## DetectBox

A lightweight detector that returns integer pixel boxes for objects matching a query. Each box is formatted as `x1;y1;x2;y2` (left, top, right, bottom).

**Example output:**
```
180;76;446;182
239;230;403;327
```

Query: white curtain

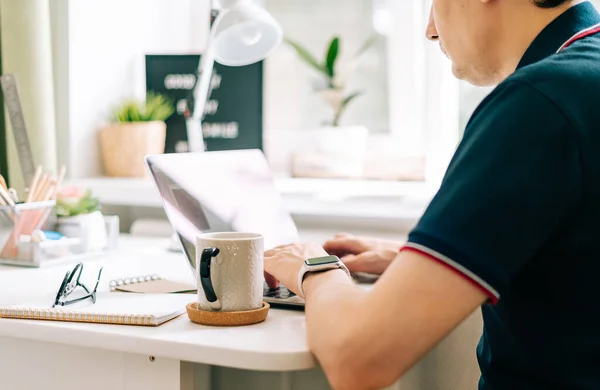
0;0;57;192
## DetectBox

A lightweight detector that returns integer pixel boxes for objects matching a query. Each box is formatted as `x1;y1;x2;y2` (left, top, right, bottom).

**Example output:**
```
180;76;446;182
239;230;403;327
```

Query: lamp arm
186;36;215;152
219;0;249;7
185;4;220;153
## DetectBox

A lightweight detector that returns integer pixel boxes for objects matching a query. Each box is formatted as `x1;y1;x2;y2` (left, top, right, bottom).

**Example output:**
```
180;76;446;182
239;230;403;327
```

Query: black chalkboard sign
145;55;263;153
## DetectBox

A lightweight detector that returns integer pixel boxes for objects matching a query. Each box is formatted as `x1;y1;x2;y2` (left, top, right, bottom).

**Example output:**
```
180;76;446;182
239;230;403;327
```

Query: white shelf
64;177;436;227
64;177;162;208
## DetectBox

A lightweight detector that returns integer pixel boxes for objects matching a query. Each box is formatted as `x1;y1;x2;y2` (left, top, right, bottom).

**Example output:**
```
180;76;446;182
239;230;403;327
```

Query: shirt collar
517;1;600;69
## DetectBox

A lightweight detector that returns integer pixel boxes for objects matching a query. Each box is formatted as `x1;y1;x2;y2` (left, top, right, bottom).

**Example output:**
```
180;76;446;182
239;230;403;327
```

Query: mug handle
200;247;219;303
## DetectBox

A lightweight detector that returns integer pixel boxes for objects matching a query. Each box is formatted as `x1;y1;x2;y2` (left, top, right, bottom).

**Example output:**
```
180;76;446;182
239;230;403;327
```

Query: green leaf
353;36;378;59
332;91;364;127
56;189;101;217
342;91;363;108
127;103;141;122
284;37;327;75
332;36;378;89
112;93;174;123
325;36;340;78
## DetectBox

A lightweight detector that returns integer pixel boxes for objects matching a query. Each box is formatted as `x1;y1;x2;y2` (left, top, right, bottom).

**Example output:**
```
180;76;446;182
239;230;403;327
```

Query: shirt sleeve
405;80;582;304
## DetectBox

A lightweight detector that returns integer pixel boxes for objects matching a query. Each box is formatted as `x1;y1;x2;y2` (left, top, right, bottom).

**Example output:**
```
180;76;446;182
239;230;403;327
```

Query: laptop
145;149;306;309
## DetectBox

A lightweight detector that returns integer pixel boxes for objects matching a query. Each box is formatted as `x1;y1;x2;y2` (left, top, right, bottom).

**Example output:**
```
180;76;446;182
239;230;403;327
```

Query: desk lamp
185;0;282;152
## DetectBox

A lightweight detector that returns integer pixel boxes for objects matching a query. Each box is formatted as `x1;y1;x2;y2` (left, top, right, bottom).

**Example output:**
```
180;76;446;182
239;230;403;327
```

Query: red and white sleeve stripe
400;242;500;304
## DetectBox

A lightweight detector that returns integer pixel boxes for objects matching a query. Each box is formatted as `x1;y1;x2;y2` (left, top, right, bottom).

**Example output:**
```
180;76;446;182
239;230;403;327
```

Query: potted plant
285;35;377;177
99;93;175;177
55;186;107;253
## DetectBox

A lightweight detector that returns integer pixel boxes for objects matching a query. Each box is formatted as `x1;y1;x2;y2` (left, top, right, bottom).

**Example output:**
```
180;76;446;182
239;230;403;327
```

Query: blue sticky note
42;231;63;240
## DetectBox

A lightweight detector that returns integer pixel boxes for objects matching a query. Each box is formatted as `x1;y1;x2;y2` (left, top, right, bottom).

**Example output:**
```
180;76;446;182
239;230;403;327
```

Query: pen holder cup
0;201;57;261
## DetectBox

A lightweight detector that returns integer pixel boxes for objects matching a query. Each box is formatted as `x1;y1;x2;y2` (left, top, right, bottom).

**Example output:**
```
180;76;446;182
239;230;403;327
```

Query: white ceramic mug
196;232;264;312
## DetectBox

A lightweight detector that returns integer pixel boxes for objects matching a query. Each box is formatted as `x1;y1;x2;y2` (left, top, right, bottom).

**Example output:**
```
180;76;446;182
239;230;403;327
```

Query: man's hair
534;0;571;8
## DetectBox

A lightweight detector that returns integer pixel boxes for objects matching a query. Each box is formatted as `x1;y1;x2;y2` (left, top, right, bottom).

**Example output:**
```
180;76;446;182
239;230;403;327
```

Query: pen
8;188;19;204
0;187;15;222
0;185;16;211
0;185;18;225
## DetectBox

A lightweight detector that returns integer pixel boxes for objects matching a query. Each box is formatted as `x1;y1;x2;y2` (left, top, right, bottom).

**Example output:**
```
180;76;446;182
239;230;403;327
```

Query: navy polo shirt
404;2;600;389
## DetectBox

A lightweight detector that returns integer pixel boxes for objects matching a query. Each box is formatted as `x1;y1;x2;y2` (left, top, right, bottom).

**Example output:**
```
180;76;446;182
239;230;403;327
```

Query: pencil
1;166;64;258
42;184;56;202
32;173;49;202
26;166;42;203
53;166;66;199
19;184;56;242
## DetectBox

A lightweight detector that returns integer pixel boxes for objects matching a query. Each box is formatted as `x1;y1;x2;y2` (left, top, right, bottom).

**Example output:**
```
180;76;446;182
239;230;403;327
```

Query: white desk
0;236;334;390
0;236;483;390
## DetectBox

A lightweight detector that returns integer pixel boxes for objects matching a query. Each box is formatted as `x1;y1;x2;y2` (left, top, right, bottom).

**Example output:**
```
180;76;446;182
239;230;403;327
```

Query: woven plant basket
99;121;166;177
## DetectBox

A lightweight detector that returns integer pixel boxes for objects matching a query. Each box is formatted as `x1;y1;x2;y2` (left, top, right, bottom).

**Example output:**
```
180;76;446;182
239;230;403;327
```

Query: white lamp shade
212;2;283;66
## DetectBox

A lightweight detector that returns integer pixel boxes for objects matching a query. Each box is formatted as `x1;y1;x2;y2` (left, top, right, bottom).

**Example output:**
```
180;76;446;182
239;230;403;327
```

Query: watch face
306;255;339;266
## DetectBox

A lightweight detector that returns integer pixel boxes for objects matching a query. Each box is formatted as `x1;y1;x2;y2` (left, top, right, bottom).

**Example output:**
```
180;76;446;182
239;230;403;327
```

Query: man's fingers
323;238;364;256
264;246;286;257
341;252;374;273
264;271;280;289
334;232;351;238
325;233;356;255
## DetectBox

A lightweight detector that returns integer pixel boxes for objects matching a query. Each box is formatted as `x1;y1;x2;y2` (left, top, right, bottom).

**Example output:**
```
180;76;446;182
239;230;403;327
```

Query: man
265;0;600;389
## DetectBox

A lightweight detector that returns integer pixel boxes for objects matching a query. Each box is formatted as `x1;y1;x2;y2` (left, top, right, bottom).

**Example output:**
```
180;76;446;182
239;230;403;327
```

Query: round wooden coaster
186;301;270;326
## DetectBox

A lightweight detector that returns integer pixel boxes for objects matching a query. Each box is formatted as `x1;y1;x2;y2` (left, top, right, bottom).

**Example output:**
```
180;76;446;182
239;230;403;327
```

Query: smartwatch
297;255;351;297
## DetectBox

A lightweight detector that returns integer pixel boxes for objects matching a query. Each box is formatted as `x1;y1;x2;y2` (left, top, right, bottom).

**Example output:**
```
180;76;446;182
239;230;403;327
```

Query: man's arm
303;249;487;390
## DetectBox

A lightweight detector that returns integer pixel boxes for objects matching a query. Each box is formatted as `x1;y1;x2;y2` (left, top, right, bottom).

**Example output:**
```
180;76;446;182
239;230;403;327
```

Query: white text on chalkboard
163;72;222;91
202;122;239;139
164;74;195;90
204;100;219;116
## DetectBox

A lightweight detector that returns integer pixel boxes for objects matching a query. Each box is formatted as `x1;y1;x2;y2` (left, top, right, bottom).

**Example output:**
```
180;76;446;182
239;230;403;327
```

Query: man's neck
497;0;585;79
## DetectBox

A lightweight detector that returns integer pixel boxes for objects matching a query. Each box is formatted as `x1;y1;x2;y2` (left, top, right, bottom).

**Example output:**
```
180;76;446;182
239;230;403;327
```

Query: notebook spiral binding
109;274;161;291
0;307;154;326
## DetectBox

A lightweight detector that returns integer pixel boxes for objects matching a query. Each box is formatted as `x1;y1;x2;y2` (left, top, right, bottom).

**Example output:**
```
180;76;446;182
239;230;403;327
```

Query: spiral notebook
109;274;196;294
0;293;192;327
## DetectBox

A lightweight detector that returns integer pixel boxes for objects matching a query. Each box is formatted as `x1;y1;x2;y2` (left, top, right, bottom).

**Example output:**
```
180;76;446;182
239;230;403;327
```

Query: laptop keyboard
263;281;296;299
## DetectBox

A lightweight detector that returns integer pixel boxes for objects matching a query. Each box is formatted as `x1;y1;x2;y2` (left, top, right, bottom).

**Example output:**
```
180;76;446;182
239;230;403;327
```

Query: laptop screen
145;150;299;275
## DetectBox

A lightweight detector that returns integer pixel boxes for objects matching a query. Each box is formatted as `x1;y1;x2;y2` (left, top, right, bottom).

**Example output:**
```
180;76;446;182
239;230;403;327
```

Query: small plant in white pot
285;35;377;177
56;186;107;253
99;93;174;177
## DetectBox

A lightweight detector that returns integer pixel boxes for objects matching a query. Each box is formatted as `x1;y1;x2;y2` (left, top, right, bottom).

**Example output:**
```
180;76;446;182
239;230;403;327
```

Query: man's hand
264;243;328;295
323;233;404;275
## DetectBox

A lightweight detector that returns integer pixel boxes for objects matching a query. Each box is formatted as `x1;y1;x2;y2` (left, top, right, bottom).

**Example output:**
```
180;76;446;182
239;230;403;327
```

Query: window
263;0;389;134
263;0;459;183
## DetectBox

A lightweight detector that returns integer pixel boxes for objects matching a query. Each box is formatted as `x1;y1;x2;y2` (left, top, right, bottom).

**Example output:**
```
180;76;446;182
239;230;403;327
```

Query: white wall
55;0;209;179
